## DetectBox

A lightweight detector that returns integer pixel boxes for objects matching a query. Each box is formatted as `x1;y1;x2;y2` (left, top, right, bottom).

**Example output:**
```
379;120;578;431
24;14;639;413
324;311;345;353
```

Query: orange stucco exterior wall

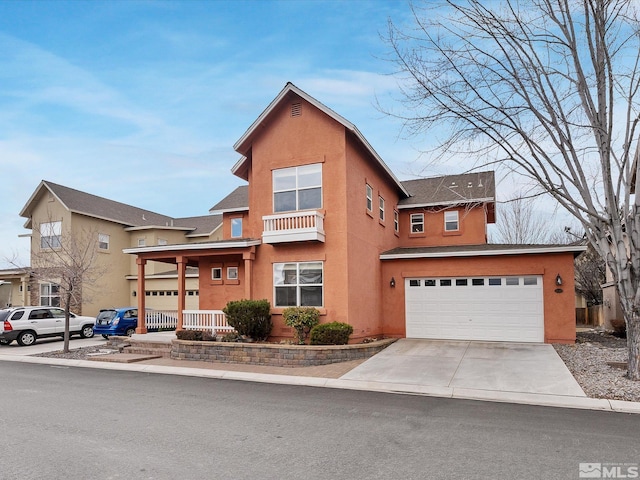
397;206;488;247
380;252;577;344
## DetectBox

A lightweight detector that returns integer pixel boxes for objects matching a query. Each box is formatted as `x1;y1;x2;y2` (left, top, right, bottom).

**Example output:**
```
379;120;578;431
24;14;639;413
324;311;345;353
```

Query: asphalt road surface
0;362;638;480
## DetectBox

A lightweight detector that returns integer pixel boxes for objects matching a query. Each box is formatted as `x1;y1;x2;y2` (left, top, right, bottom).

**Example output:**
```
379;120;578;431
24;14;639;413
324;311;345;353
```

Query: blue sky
0;0;535;269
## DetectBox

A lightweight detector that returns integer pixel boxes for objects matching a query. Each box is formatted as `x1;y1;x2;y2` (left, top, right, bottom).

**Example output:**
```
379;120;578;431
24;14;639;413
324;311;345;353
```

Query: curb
2;354;640;414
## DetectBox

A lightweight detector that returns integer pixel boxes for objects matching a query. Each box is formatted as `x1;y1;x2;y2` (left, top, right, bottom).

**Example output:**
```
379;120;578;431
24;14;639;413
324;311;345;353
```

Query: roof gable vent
291;102;302;117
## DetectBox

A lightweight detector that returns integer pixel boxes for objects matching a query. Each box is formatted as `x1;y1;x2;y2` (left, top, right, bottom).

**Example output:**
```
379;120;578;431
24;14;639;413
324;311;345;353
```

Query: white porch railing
262;210;325;244
182;310;234;335
145;310;178;330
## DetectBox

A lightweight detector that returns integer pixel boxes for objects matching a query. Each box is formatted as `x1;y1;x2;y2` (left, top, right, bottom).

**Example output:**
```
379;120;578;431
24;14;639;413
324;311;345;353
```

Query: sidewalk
1;336;640;414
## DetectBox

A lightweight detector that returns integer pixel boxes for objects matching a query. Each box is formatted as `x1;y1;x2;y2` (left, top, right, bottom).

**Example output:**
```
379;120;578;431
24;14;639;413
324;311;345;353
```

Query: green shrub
283;307;320;344
222;299;272;341
220;332;243;342
176;329;203;341
310;322;353;345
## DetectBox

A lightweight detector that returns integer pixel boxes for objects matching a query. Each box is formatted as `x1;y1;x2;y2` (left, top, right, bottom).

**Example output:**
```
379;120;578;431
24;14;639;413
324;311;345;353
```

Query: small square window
456;279;468;286
506;277;519;286
227;266;238;280
212;268;222;280
158;238;167;246
524;277;538;286
411;213;424;233
138;238;146;247
489;278;502;286
98;233;110;250
409;279;421;287
472;278;484;286
424;279;436;286
440;279;452;286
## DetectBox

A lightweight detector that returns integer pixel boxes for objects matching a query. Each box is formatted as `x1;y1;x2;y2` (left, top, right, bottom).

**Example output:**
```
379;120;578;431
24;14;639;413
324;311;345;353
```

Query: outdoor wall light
390;277;396;288
555;274;563;286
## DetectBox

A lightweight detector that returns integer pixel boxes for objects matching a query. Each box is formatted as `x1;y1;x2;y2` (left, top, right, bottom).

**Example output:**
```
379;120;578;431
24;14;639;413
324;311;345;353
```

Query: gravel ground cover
554;331;640;402
34;332;640;403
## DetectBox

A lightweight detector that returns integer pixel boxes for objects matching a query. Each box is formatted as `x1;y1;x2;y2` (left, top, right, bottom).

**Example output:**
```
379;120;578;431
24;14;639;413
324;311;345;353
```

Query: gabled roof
20;180;174;228
209;185;249;214
176;214;222;237
231;82;409;197
398;171;495;209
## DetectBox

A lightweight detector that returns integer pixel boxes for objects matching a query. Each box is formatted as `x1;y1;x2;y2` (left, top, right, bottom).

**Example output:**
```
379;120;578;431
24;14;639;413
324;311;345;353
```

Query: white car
0;306;95;346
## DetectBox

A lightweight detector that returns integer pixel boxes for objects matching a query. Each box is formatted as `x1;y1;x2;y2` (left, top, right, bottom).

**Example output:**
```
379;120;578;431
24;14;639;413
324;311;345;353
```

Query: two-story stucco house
125;83;584;344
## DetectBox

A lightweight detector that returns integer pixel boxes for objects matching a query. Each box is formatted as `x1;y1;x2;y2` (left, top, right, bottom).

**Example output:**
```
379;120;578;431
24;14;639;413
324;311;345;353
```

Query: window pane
523;277;538;285
299;263;322;284
424;279;436;286
298;187;322;210
300;286;322;306
275;286;297;307
440;279;452;286
409;279;420;287
456;279;468;286
297;164;322;188
506;277;519;286
273;168;296;191
472;279;484;286
41;284;50;295
274;191;297;212
274;263;298;285
489;278;502;286
231;218;242;238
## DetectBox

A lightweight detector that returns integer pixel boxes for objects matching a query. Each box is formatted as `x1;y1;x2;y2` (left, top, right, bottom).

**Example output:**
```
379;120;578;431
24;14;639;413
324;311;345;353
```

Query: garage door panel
405;276;544;342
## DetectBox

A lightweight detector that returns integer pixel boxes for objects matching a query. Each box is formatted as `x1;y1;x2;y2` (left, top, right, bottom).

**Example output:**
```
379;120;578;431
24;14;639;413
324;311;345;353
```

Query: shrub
176;329;203;341
221;332;243;342
310;322;353;345
283;307;320;344
222;299;272;341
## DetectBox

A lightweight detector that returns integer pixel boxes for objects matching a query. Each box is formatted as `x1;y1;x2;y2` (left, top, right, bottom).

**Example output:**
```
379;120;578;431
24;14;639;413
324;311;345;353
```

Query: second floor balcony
262;210;325;244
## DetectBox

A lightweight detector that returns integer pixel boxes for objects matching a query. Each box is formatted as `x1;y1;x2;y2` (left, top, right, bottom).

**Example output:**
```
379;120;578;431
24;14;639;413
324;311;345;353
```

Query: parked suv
93;307;139;338
0;306;95;346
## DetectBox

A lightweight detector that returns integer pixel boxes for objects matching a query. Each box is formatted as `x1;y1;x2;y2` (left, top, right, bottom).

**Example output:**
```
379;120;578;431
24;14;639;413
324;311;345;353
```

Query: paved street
1;362;639;480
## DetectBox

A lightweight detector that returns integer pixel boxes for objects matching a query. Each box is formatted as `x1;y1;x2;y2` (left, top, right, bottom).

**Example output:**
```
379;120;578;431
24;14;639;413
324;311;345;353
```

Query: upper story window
445;211;459;231
40;221;61;249
231;218;243;238
379;196;385;221
394;210;399;233
98;233;110;250
138;238;146;247
410;213;424;233
158;238;167;246
366;184;373;211
273;163;322;213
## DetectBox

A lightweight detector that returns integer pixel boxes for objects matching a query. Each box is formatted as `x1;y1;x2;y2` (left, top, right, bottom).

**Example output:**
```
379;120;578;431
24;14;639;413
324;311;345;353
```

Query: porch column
243;249;255;299
177;256;187;331
20;275;28;306
136;258;147;334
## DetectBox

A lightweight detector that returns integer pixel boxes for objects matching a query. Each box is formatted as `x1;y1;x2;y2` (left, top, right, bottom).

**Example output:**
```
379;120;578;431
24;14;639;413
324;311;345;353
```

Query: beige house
0;181;222;316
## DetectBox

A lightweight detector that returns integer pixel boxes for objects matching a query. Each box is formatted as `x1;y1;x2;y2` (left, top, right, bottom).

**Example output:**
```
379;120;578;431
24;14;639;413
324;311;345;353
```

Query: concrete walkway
1;335;639;414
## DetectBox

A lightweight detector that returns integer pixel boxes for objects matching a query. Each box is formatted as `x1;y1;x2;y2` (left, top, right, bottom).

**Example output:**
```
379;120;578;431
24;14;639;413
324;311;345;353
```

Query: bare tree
575;245;606;306
386;0;640;378
491;196;559;244
27;216;106;352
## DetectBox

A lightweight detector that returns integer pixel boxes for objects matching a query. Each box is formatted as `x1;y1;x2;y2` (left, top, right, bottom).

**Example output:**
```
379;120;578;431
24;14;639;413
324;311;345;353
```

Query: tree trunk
627;314;640;381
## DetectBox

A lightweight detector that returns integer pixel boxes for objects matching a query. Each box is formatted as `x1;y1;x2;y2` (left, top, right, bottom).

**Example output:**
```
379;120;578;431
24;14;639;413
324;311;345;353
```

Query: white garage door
405;276;544;343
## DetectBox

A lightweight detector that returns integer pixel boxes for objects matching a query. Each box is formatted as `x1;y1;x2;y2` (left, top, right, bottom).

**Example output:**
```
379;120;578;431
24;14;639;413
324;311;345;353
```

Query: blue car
93;307;139;338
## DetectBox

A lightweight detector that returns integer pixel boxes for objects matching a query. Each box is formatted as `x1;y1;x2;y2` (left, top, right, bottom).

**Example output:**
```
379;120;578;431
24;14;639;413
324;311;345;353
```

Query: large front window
40;221;61;249
273;262;323;307
40;283;60;307
273;163;322;213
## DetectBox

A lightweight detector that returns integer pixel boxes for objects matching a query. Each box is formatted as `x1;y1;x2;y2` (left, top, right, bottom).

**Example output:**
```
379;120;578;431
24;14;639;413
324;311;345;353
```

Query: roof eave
397;197;496;209
380;244;587;260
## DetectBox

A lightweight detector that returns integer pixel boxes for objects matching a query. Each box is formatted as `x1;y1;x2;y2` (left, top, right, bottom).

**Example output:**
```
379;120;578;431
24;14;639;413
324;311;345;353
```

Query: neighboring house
1;182;223;316
125;83;585;344
0;269;32;308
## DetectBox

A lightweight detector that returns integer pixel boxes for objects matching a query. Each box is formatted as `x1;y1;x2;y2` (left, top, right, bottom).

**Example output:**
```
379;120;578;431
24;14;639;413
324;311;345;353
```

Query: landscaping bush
176;329;203;341
283;307;320;344
222;299;272;341
611;319;627;338
221;332;243;342
310;322;353;345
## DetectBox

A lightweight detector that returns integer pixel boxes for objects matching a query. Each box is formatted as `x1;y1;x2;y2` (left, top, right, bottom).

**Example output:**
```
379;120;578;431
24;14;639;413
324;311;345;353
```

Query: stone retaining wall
171;338;396;367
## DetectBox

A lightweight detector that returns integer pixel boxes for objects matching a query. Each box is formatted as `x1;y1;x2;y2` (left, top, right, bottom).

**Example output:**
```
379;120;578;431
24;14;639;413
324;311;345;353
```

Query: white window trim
98;233;110;250
445;210;459;231
273;261;323;307
230;217;243;238
394;210;399;233
410;213;424;233
379;196;385;221
138;238;146;247
366;184;373;211
211;267;222;280
273;163;322;213
227;266;239;280
157;238;168;246
40;282;61;307
40;221;62;249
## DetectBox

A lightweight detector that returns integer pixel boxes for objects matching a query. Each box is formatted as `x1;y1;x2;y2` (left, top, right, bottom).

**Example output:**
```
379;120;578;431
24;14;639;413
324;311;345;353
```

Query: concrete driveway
340;339;586;397
0;336;107;356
